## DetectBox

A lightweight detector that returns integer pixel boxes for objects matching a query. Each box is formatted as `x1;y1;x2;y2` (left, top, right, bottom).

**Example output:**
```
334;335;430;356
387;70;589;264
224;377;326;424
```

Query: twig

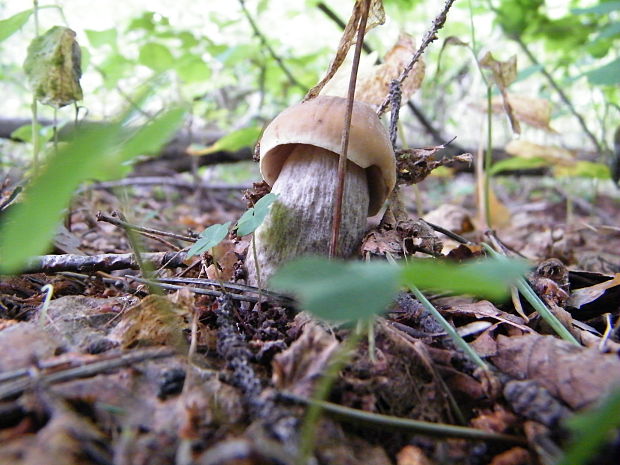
238;0;306;92
128;276;289;305
377;0;457;117
280;392;527;445
511;35;603;154
0;348;175;401
422;219;473;245
24;251;189;273
96;211;196;243
316;2;373;55
157;277;292;303
329;0;372;258
78;177;250;194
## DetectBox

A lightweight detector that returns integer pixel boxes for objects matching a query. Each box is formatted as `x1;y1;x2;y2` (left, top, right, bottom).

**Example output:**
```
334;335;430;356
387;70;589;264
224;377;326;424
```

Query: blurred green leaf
271;258;400;322
187;222;231;256
0;9;32;43
0;106;186;273
489;156;550;175
176;55;211;82
85;28;117;48
401;258;529;300
98;54;133;88
236;193;278;236
192;126;261;156
10;123;54;145
595;22;620;41
139;42;174;72
586;57;620;86
559;388;620;465
554;161;611;180
572;1;620;15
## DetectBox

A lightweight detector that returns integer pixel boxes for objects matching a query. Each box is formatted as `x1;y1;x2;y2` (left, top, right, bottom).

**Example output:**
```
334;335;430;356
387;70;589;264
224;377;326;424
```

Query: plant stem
31;0;41;177
329;0;371;258
484;85;493;228
251;233;263;304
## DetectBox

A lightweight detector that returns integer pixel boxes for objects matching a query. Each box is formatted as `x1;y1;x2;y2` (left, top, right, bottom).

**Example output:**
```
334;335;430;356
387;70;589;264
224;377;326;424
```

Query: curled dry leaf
423;204;474;235
505;140;575;165
356;33;425;106
490;94;555;132
491;334;620;410
479;52;520;134
305;0;385;101
272;318;339;397
396;146;472;185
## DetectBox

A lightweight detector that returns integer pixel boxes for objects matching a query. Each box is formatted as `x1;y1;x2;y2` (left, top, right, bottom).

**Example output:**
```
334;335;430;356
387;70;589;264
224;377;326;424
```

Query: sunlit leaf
553;161;611;180
85;28;117;48
187;222;231;257
176;55;211;82
270;258;400;322
188;126;261;156
139;42;174;72
0;9;32;43
236;193;278;236
10;123;54;145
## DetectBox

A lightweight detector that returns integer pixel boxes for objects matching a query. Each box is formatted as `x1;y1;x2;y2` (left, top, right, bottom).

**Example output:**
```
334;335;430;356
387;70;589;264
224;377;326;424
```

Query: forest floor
1;166;619;465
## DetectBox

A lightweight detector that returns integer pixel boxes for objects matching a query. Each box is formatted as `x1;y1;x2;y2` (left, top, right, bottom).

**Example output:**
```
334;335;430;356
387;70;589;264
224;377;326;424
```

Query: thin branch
377;0;457;117
329;0;372;258
512;35;603;153
79;177;250;194
238;0;306;92
96;211;196;243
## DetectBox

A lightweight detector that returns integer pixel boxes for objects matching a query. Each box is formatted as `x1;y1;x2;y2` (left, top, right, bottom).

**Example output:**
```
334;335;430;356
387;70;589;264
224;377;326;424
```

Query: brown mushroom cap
259;95;396;216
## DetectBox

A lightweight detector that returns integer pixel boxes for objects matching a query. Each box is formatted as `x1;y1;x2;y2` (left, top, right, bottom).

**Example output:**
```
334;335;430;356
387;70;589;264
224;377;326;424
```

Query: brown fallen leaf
396;445;435;465
490;94;555;132
480;52;520;134
489;447;532;465
491;334;620;410
568;273;620;309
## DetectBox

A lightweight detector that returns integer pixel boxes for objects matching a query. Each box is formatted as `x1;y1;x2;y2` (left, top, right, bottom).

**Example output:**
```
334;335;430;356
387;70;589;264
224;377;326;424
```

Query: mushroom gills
247;145;369;286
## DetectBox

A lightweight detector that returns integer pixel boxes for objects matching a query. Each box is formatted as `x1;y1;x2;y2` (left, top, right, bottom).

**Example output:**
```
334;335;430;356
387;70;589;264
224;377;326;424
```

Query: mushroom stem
246;145;369;286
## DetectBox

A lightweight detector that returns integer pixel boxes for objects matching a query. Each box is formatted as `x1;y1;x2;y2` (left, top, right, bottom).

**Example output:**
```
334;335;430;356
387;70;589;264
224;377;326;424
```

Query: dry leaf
423;204;474;235
505;140;575;165
356;33;425;105
491;334;620;410
480;52;520;134
491;94;555;132
396;445;435;465
305;0;385;101
569;273;620;309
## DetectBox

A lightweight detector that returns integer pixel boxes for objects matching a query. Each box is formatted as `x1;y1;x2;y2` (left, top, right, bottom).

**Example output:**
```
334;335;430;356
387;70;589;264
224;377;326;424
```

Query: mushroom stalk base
246;146;369;286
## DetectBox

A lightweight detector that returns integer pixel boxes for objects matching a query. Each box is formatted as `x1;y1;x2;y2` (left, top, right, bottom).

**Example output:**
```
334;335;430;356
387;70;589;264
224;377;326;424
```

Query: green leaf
594;22;620;41
85;28;117;48
175;55;211;82
489;156;550;175
270;258;400;322
586;57;620;86
400;258;529;300
236;193;278;236
98;54;133;88
187;222;231;257
10;123;54;145
559;388;620;465
554;161;611;179
192;126;261;156
572;1;620;15
138;42;174;72
0;9;32;43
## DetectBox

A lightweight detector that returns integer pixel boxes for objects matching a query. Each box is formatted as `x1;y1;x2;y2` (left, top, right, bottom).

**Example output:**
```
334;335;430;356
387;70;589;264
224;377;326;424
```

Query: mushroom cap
259;95;396;216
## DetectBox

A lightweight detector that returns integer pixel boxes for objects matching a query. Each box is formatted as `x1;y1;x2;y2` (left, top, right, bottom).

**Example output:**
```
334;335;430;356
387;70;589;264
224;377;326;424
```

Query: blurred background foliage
0;0;619;168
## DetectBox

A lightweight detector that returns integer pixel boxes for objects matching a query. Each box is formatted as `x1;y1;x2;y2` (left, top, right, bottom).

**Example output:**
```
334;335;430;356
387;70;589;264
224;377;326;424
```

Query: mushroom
246;95;396;285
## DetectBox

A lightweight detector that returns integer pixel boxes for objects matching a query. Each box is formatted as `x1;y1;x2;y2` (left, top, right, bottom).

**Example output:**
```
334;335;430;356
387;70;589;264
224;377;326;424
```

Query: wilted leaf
188;126;261;156
355;33;425;105
305;0;385;101
270;257;400;322
505;140;575;165
187;222;231;257
236;193;278;236
490;94;555;132
568;274;620;309
480;52;520;134
24;26;83;108
0;9;32;43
